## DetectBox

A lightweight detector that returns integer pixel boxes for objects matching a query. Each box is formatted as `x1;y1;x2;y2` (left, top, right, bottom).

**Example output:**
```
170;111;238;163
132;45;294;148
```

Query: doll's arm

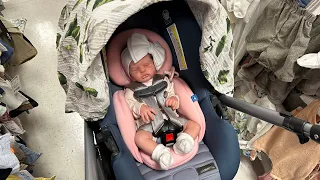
124;88;146;119
164;77;180;108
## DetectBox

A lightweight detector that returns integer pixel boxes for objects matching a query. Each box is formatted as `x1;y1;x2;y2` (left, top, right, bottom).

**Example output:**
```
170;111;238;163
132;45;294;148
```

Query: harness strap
126;74;184;133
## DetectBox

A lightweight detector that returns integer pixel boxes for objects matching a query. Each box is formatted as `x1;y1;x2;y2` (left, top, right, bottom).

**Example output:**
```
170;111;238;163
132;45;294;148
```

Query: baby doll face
129;54;156;83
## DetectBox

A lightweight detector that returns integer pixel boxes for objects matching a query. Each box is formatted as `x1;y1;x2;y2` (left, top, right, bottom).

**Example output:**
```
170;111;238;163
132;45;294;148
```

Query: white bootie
151;144;173;170
173;133;195;155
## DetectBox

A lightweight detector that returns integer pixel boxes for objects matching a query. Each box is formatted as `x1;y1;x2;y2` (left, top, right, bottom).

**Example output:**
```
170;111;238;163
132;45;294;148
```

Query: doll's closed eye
144;62;151;67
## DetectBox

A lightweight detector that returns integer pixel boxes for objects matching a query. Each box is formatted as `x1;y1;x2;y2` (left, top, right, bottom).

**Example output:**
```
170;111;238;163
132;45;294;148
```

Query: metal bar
85;122;100;180
218;94;320;144
219;94;284;127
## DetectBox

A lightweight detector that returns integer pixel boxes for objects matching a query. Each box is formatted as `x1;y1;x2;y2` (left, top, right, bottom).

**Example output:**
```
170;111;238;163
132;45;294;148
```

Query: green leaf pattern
215;35;226;57
86;0;92;8
80;44;83;63
93;0;113;10
71;26;81;44
65;15;78;37
217;70;229;84
82;18;91;42
72;0;84;10
203;36;215;53
65;14;81;44
58;72;67;85
75;82;84;90
61;6;67;17
84;87;98;97
75;82;98;97
226;18;231;33
56;33;61;48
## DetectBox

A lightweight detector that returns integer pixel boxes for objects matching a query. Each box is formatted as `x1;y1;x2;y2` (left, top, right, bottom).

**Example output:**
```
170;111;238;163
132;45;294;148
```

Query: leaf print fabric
93;0;113;10
226;18;231;33
217;70;229;84
57;0;234;121
65;15;81;44
87;0;92;8
84;87;98;97
56;33;61;48
79;45;83;63
58;72;67;85
65;15;78;38
72;0;84;10
203;36;215;53
75;82;98;97
215;35;226;57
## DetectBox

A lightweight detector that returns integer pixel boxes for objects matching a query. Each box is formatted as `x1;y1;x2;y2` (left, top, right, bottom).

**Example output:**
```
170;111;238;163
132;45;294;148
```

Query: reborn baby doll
121;33;200;170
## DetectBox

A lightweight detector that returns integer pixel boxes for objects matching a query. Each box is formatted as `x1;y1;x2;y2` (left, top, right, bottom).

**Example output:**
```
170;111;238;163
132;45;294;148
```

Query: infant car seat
97;1;240;180
108;28;206;170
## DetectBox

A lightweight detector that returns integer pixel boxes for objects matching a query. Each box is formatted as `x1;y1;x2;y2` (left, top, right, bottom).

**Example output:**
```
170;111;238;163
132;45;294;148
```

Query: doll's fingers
165;99;170;107
144;113;150;122
171;99;175;107
144;113;149;122
145;113;151;121
141;113;146;122
172;100;176;107
173;102;178;110
147;111;154;121
149;108;157;115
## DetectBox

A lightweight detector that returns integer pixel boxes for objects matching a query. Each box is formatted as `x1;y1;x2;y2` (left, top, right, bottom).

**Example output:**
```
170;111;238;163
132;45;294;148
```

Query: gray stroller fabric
136;142;220;180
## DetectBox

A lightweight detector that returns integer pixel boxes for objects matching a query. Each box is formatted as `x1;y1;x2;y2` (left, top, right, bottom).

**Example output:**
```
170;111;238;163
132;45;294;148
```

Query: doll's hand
140;104;157;123
165;96;179;110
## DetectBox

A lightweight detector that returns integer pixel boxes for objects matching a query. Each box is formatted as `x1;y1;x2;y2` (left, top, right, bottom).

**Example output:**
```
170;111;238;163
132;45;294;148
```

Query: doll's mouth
142;74;149;79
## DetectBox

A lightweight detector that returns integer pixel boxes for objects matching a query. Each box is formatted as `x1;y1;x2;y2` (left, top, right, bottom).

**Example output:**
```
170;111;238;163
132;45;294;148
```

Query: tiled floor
2;0;84;179
1;0;259;179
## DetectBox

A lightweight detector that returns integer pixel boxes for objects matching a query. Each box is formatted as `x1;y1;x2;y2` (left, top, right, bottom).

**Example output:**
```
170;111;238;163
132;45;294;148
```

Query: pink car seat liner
108;29;206;170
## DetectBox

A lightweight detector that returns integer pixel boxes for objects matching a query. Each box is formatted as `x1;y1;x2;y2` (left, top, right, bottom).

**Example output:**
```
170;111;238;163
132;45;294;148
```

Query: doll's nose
139;66;146;72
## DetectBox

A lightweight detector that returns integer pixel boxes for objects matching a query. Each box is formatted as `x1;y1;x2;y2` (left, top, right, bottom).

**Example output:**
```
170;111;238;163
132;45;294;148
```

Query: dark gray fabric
238;2;320;104
136;143;220;180
245;0;316;82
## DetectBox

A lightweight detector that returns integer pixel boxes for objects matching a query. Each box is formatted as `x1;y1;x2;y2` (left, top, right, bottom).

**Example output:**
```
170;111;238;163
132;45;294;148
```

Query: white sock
151;144;173;170
173;133;195;155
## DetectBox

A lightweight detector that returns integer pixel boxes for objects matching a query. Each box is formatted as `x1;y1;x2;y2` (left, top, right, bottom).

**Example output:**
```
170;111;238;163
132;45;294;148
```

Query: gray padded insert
136;142;220;180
